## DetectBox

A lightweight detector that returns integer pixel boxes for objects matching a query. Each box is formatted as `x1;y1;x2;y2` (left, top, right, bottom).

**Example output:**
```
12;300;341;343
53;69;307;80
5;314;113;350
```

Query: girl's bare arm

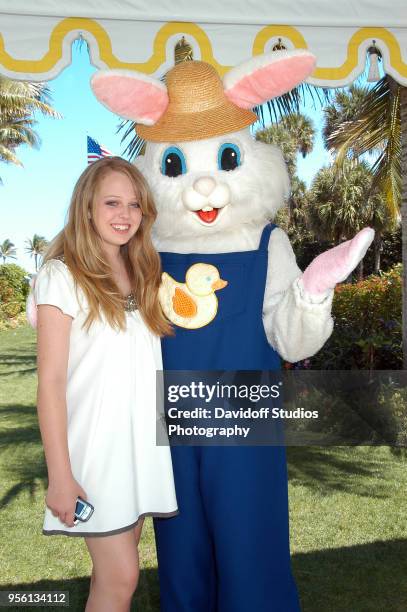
36;305;86;527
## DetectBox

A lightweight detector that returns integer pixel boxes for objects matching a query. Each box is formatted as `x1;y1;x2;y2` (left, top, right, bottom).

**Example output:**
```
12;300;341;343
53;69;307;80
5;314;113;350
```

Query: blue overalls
155;224;300;612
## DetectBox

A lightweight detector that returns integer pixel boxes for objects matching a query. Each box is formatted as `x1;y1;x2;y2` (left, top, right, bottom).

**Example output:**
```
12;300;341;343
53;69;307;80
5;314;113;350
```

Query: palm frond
0;144;21;165
0;76;60;172
0;123;39;147
326;77;401;218
0;77;61;119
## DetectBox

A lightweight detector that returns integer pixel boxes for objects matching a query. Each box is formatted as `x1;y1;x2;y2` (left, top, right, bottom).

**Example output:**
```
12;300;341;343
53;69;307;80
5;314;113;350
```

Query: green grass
1;325;407;611
289;446;407;611
0;325;159;611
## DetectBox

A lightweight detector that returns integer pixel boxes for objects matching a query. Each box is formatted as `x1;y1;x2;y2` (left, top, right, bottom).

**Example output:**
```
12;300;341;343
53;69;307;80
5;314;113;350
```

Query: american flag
87;136;114;165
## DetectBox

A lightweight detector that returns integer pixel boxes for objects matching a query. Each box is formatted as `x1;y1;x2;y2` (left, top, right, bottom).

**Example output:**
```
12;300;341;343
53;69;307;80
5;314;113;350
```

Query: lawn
1;325;407;611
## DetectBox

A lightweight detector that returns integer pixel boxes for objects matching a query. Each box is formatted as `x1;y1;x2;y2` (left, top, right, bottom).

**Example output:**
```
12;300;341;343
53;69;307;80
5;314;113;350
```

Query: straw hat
136;61;257;143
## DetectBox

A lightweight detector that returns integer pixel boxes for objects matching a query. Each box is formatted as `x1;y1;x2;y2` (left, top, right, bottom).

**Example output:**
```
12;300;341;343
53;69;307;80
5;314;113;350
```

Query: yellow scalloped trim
0;19;406;80
253;25;309;54
253;25;407;80
0;18;227;74
314;27;407;80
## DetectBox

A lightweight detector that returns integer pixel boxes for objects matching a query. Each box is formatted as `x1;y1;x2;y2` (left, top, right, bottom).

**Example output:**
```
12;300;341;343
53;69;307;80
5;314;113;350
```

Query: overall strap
258;223;277;252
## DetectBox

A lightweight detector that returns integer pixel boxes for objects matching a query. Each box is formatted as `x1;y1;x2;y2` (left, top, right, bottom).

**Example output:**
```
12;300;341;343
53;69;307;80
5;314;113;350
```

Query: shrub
0;311;28;331
0;263;30;327
310;264;402;370
283;374;407;445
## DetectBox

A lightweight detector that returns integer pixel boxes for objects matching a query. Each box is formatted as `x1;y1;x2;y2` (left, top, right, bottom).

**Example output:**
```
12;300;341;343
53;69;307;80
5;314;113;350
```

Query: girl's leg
85;520;144;612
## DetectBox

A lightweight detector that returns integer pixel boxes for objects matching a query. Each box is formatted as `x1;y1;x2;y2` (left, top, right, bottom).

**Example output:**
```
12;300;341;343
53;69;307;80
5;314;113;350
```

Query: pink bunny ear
91;70;169;125
223;50;316;109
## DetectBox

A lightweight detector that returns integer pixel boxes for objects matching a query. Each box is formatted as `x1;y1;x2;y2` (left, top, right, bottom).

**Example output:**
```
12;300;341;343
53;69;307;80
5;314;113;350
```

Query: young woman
34;157;177;612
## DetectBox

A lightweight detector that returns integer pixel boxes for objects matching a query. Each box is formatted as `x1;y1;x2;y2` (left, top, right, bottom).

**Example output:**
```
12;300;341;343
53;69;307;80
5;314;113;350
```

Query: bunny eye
218;143;241;171
161;147;187;177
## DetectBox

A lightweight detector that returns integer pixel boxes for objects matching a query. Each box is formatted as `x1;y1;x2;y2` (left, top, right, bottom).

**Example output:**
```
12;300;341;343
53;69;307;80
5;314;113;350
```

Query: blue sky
1;44;331;272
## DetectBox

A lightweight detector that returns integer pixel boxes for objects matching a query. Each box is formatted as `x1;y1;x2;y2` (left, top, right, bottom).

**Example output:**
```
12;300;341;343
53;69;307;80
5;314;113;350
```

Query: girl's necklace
124;292;138;312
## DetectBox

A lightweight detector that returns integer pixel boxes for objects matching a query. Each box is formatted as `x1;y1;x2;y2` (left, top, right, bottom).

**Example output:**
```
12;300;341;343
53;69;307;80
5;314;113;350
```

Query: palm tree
307;160;390;279
323;78;400;218
256;113;315;175
25;234;48;271
323;77;406;365
290;176;310;224
0;239;17;263
256;114;315;222
255;122;298;176
0;76;60;176
281;113;315;158
323;85;371;151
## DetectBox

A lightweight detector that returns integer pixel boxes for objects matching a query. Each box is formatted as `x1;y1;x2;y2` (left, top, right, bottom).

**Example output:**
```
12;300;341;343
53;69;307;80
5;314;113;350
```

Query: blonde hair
44;157;172;336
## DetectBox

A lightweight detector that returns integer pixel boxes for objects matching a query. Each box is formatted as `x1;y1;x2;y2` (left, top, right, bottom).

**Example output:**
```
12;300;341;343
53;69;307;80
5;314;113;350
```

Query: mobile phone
73;497;94;525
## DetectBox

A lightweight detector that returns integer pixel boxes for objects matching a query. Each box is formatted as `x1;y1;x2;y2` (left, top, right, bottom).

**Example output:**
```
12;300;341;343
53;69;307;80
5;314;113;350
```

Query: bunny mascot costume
91;51;373;611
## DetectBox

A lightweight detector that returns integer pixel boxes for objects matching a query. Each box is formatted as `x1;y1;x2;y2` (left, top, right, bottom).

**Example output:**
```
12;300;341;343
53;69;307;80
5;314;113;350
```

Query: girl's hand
46;477;88;528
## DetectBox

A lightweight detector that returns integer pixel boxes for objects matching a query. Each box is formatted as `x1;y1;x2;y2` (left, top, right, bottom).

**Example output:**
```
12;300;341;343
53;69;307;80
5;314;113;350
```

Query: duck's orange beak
212;278;228;291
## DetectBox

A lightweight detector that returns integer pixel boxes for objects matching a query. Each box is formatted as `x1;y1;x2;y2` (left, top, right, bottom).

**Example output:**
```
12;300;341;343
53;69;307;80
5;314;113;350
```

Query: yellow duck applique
159;263;228;329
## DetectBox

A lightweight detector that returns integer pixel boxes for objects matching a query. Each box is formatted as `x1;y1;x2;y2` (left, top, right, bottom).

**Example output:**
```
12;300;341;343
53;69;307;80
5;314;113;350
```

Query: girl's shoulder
36;257;76;292
36;256;67;276
34;258;80;318
39;256;68;270
44;255;68;267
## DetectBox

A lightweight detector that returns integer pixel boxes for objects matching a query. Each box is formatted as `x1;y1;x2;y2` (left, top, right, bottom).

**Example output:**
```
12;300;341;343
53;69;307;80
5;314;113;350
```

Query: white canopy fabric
1;1;406;85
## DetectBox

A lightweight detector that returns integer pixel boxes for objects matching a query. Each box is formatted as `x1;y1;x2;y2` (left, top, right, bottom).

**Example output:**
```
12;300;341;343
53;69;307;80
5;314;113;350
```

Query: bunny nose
193;177;216;196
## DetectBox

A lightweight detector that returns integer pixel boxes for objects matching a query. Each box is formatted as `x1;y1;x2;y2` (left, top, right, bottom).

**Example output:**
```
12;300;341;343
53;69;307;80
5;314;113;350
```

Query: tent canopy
1;1;406;85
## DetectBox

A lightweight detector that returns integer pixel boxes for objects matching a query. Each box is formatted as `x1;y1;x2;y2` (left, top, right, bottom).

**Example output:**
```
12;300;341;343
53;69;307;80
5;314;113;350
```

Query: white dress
35;259;178;536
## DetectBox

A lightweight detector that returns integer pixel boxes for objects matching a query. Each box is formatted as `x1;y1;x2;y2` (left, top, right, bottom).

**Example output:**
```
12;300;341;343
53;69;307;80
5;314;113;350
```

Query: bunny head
91;51;316;250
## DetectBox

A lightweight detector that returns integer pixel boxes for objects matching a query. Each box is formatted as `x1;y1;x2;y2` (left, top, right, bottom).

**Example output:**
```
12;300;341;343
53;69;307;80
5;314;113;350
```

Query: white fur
262;228;333;362
135;124;335;362
182;182;230;211
223;49;314;91
92;68;166;92
136;128;290;253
